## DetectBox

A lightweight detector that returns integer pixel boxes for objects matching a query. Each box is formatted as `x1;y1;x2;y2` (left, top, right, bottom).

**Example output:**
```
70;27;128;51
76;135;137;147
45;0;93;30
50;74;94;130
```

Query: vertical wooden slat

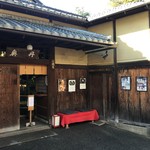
25;65;33;74
103;74;106;120
41;66;47;75
19;65;26;75
34;65;42;74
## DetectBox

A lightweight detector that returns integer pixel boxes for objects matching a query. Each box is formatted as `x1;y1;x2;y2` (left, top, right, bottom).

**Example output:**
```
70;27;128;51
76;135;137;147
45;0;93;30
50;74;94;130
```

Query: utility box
52;115;60;128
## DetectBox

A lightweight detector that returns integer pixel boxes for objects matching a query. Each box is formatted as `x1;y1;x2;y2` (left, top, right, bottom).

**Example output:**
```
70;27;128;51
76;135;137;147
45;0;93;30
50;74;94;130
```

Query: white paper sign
27;95;34;107
80;78;86;89
68;80;76;92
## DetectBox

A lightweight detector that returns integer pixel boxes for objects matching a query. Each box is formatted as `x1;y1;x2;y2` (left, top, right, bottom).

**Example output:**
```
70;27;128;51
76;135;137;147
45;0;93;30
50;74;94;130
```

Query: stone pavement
0;124;56;149
0;121;150;150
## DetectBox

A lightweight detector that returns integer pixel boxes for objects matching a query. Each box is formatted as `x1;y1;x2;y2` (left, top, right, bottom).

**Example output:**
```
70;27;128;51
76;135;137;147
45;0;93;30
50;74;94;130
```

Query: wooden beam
0;57;49;65
85;45;117;54
0;29;113;48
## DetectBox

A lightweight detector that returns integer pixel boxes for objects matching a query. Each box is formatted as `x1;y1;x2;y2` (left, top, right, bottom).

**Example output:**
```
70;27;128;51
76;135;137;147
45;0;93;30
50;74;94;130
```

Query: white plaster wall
116;12;150;62
88;22;114;65
55;47;87;65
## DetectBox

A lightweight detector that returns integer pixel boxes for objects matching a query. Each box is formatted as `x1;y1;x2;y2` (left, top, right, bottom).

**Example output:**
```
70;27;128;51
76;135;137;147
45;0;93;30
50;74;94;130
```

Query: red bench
58;109;99;128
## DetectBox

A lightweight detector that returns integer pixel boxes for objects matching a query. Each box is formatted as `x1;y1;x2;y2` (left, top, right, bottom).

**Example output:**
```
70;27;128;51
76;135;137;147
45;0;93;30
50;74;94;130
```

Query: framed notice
80;78;86;89
121;76;131;90
68;80;76;92
58;79;66;92
136;77;148;92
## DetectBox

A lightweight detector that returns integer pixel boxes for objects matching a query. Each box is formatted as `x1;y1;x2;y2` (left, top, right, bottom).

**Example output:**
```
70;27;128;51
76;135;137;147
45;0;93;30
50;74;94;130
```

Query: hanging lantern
27;44;33;51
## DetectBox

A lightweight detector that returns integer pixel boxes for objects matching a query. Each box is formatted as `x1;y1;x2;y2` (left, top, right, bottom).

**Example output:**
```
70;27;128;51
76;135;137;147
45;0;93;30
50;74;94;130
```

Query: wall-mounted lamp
52;59;55;69
27;44;33;51
101;51;108;59
0;51;6;57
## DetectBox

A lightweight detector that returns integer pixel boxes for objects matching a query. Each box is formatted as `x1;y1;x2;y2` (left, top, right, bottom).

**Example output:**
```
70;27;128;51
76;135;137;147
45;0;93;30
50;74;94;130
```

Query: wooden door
89;72;115;120
0;65;19;132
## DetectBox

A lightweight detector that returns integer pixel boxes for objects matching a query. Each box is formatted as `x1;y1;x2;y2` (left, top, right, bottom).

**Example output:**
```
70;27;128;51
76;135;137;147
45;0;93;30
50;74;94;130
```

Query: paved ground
0;122;150;150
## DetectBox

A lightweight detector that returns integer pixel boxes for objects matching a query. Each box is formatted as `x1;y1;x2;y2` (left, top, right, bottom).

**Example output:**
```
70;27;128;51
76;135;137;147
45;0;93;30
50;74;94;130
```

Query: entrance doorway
89;72;115;120
19;64;48;128
20;75;48;128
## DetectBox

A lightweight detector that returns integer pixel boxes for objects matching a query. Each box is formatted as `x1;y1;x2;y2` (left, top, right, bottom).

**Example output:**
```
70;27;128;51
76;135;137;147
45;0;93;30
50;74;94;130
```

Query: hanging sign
6;47;39;59
68;80;76;92
58;79;66;92
80;78;86;89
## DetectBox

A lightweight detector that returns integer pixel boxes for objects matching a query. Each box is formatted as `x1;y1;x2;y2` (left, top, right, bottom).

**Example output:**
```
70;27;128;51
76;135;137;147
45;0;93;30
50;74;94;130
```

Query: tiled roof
0;14;114;44
0;0;87;22
18;0;42;5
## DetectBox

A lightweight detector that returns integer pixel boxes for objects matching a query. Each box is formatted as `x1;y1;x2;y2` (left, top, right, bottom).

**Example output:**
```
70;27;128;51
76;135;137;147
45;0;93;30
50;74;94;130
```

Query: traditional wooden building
0;0;116;133
87;1;150;125
0;0;150;133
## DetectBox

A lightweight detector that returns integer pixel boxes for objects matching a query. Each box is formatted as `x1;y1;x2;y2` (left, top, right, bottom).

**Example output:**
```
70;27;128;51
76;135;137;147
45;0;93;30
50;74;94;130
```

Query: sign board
68;80;76;92
6;47;39;59
27;95;34;111
58;79;66;92
80;78;86;89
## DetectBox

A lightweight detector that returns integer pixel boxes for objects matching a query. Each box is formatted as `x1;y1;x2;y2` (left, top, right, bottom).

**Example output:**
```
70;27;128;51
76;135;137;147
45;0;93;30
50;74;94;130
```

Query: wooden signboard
6;47;39;59
26;95;35;127
27;95;34;111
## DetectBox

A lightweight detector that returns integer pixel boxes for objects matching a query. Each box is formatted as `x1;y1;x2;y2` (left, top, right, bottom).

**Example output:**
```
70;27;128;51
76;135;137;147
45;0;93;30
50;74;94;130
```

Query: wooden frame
136;76;148;92
121;76;131;90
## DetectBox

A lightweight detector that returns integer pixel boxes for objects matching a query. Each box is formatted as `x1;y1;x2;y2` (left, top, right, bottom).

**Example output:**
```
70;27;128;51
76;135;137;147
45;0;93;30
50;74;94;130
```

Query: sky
40;0;111;17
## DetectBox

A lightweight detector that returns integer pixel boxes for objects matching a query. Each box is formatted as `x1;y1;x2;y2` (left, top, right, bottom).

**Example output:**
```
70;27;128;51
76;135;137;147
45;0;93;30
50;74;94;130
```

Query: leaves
75;7;90;17
110;0;142;7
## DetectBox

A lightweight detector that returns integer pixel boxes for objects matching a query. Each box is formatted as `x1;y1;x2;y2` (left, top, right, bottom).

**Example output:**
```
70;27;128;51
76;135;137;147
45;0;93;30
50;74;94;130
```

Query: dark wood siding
118;68;150;123
55;67;87;112
35;95;48;119
88;72;114;119
0;64;19;130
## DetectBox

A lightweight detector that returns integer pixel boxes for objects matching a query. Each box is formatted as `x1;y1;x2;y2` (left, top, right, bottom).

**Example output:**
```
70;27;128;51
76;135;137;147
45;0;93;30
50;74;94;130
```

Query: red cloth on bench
58;109;99;127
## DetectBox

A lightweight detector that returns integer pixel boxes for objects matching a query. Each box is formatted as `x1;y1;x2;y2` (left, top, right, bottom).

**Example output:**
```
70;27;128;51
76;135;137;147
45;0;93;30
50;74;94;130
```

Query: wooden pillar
149;10;150;28
113;20;119;122
87;71;91;109
47;46;56;121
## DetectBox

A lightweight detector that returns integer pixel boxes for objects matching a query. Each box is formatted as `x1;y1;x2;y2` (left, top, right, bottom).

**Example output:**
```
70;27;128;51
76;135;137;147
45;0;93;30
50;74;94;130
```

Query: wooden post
29;110;32;123
47;46;56;122
26;95;35;127
113;19;119;122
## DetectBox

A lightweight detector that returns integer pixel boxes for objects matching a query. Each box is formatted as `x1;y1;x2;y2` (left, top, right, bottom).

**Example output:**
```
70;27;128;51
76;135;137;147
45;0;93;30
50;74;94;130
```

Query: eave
86;2;150;27
0;14;115;53
0;0;88;27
